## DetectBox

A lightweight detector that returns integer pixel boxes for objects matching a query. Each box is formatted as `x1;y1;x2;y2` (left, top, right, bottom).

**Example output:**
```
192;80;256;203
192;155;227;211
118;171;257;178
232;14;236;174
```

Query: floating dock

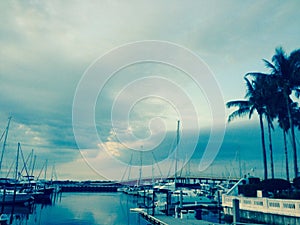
131;208;222;225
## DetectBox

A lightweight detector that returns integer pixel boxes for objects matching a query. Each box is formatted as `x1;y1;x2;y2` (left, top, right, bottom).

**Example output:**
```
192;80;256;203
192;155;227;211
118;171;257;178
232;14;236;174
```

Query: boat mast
138;146;143;186
44;159;48;180
15;143;20;180
0;116;12;172
51;163;57;181
238;146;242;178
31;154;36;177
175;120;180;184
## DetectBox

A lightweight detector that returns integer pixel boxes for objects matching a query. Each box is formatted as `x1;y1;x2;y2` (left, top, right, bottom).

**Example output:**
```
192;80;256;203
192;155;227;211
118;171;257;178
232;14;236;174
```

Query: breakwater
54;181;122;192
61;185;119;192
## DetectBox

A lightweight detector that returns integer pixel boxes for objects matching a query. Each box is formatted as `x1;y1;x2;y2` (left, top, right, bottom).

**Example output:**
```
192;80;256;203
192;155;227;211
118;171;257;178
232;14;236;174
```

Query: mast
175;120;180;184
138;146;143;186
28;149;34;175
15;143;20;180
37;159;48;180
151;155;154;185
51;163;57;182
31;154;36;177
44;159;48;180
0;116;12;172
237;146;242;178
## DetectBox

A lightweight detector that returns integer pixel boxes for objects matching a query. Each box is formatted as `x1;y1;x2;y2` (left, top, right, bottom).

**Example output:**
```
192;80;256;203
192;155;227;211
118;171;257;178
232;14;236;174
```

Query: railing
222;195;300;217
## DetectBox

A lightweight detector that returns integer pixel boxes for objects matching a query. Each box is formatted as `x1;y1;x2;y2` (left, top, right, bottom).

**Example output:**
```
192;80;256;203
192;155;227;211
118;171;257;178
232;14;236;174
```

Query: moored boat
0;189;34;205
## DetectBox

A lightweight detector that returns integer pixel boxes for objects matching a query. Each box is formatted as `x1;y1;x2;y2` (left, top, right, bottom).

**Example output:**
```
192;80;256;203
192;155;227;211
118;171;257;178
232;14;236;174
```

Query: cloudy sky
1;0;299;181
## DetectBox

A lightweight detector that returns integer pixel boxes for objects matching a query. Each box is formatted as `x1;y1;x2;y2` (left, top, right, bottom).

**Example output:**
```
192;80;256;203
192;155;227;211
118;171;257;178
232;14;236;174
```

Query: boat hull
0;192;33;205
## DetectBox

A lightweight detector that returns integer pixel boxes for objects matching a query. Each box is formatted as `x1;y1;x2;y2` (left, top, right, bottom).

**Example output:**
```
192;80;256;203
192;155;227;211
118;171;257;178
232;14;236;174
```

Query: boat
154;181;176;192
172;188;214;205
0;213;9;224
154;187;215;213
0;189;33;205
124;186;141;195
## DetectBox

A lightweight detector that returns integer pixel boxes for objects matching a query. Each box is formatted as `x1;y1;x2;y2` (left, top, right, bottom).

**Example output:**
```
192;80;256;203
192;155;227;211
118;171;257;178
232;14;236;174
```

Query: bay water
6;192;150;225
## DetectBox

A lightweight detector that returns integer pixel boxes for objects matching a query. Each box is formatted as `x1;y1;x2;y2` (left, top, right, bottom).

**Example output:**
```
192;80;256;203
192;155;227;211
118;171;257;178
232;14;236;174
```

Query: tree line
226;47;300;180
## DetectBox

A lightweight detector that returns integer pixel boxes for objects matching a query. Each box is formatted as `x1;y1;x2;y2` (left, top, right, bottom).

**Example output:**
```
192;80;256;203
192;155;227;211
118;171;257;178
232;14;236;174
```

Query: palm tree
258;75;278;179
227;77;268;180
277;94;291;181
265;109;275;179
264;47;300;178
247;74;278;179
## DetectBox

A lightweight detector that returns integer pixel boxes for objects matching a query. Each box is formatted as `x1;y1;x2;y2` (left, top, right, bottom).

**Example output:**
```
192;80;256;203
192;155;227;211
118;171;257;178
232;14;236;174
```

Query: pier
132;209;223;225
55;180;122;192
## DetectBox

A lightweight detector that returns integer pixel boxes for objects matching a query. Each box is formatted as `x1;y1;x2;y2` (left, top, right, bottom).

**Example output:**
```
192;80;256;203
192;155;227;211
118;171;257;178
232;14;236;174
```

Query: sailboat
0;143;34;205
19;158;56;202
154;121;216;212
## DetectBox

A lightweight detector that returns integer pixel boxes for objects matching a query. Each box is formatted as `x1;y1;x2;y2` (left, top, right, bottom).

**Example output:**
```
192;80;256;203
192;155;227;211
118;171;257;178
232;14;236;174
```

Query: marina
0;188;224;225
1;174;300;225
1;4;300;223
0;118;299;225
0;176;229;225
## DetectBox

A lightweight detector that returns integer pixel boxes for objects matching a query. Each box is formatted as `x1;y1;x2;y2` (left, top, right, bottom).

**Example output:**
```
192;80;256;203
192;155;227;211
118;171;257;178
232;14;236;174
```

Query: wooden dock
131;208;222;225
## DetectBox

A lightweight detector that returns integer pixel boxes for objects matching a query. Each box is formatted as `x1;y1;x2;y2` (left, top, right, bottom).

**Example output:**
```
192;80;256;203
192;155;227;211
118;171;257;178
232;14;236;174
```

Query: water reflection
3;193;148;225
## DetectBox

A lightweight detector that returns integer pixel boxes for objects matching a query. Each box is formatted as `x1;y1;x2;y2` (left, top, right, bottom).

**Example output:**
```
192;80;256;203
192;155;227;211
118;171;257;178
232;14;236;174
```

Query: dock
131;208;222;225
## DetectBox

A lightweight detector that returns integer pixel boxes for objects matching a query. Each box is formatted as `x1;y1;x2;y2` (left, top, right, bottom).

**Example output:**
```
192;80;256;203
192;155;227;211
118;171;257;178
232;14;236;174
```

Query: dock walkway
154;215;221;225
132;209;222;225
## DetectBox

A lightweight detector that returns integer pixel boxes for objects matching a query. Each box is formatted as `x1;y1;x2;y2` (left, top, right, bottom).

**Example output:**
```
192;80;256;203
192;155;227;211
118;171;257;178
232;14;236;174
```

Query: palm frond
228;107;250;122
265;113;274;130
263;59;277;72
226;100;249;108
244;77;255;98
248;106;256;119
272;47;290;77
245;71;270;78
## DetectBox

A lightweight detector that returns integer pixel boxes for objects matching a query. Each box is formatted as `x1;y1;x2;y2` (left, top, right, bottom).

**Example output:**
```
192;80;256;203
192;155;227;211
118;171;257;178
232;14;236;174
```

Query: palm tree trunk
284;91;298;178
259;114;268;180
268;121;274;178
290;122;298;178
283;129;290;181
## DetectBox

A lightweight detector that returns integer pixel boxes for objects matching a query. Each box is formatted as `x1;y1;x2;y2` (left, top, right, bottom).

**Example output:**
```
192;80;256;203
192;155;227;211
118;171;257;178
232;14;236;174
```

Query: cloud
1;0;299;180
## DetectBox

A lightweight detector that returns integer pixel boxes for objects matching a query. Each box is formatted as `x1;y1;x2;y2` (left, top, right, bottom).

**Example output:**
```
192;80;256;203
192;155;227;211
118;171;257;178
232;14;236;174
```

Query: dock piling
232;198;240;224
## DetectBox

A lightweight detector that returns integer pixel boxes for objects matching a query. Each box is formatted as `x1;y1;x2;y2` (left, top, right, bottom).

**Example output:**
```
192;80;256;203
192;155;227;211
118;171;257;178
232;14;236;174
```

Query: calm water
5;193;150;225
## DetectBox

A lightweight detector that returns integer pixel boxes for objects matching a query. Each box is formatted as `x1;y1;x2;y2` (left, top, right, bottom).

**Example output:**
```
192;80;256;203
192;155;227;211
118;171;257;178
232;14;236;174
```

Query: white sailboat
0;143;34;205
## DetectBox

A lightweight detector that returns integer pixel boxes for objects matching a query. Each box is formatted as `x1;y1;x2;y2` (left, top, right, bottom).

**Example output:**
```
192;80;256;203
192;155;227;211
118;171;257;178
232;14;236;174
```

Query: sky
0;0;300;181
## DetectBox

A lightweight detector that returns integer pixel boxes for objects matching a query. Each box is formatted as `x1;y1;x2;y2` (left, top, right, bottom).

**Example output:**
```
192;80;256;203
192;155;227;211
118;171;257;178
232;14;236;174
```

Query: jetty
55;180;122;192
60;184;120;192
131;208;222;225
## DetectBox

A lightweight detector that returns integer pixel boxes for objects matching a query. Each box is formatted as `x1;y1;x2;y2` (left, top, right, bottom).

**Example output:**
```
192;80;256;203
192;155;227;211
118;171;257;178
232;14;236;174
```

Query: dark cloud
1;0;299;179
